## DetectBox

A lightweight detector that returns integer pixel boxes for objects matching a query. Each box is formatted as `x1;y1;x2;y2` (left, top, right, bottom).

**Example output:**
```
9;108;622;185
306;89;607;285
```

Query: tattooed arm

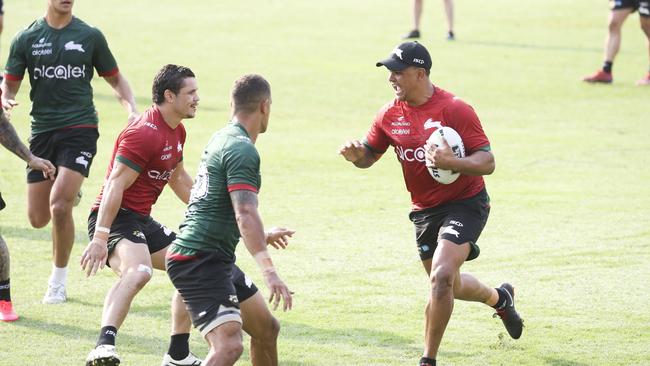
0;112;56;179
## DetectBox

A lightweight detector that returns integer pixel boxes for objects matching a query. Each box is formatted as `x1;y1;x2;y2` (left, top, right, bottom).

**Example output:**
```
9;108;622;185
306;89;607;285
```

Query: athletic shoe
447;31;455;41
403;29;420;39
493;283;524;339
42;282;66;304
73;189;83;207
86;345;120;366
160;352;202;366
636;73;650;86
583;70;612;83
0;300;19;322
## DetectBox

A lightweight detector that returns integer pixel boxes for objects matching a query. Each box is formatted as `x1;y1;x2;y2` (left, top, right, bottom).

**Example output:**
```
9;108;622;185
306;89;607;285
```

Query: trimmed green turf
1;0;649;365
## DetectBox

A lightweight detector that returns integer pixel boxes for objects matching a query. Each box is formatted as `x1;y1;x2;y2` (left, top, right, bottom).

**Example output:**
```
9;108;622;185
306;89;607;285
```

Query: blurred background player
583;0;650;85
339;41;523;366
403;0;455;40
80;65;199;366
1;0;138;304
166;74;293;366
1;110;56;322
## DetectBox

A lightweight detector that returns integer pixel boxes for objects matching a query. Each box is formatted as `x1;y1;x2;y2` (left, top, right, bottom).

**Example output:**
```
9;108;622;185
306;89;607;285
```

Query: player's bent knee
430;265;455;295
50;200;73;220
28;212;50;228
124;264;153;289
256;316;280;342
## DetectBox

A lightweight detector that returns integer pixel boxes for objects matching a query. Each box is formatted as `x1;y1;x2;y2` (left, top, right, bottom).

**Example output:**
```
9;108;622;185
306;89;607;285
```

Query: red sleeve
443;99;490;153
363;105;391;154
115;127;157;172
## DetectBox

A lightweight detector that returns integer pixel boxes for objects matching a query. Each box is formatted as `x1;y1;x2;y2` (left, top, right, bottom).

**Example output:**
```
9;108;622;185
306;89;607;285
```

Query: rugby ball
425;126;465;184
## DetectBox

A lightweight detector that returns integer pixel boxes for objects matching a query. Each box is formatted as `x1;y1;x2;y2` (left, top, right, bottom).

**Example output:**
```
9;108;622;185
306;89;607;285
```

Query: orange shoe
0;300;19;322
583;70;613;83
636;73;650;86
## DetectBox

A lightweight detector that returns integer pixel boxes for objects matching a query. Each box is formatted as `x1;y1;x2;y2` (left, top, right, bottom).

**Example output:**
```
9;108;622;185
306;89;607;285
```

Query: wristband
253;250;276;275
96;226;110;234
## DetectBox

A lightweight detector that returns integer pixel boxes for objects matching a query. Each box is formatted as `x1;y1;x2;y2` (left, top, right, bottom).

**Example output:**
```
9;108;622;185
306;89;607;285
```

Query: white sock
49;265;68;285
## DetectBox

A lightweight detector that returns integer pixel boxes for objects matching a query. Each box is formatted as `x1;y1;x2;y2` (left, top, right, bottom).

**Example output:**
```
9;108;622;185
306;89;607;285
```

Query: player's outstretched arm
230;189;293;311
168;161;193;204
0;112;55;180
103;72;139;123
80;161;139;276
338;139;379;168
0;78;21;112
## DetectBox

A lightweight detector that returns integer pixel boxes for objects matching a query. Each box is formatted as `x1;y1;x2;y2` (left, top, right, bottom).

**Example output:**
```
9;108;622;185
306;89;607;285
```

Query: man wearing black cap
339;41;524;366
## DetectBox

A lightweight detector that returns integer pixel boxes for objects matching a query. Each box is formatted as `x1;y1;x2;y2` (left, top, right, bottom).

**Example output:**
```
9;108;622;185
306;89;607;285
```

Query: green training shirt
4;16;118;135
175;122;262;260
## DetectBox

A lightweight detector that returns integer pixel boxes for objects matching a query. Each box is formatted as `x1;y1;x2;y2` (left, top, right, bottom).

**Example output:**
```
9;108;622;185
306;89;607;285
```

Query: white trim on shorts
199;305;242;338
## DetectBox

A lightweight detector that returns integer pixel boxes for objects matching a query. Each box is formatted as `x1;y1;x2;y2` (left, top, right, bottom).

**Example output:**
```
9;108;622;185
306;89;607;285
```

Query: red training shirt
364;86;490;210
92;106;186;216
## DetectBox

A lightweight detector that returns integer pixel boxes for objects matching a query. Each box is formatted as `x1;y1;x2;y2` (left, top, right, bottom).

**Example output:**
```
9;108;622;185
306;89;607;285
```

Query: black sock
0;279;10;301
493;287;508;309
420;357;436;366
97;326;117;347
168;333;190;360
603;61;613;73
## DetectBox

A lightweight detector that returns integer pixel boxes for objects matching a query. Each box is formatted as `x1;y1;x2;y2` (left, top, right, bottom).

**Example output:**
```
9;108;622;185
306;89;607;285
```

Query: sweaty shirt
174;122;261;260
365;86;490;210
92;106;186;216
4;17;118;135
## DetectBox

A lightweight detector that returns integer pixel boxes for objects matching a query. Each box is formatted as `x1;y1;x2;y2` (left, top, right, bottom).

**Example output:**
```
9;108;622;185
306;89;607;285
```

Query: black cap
376;41;432;71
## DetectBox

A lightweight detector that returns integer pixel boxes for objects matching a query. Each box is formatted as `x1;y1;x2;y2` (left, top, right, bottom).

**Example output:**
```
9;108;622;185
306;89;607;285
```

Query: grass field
1;0;649;365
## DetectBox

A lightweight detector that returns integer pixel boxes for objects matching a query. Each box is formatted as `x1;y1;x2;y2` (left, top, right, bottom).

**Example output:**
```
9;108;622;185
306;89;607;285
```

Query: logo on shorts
75;156;89;169
449;220;464;227
64;41;85;53
229;294;239;304
132;230;145;240
162;226;173;236
244;274;253;288
198;310;207;317
419;244;430;254
441;225;460;238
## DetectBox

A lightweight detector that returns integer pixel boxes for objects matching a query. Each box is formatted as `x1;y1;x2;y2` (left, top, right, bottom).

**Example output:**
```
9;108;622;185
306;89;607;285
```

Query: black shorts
409;188;490;261
610;0;650;16
88;208;174;264
0;0;4;15
166;247;259;337
27;127;99;183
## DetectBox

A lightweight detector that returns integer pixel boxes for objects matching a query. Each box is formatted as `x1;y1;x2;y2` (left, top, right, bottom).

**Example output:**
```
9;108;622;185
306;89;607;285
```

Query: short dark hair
152;64;195;105
231;74;271;114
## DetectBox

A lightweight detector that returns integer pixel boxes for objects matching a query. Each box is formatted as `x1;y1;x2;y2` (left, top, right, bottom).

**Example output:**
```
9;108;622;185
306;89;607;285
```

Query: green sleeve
224;142;261;190
92;28;118;76
4;33;27;79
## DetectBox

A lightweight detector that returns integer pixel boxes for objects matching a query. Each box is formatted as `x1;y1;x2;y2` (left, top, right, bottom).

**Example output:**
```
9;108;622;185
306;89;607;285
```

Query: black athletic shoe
446;31;455;41
493;283;523;339
403;29;420;39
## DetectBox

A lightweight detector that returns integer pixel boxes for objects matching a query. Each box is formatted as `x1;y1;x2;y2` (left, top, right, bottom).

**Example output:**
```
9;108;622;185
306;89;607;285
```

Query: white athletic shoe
42;282;67;304
86;344;120;366
160;352;202;366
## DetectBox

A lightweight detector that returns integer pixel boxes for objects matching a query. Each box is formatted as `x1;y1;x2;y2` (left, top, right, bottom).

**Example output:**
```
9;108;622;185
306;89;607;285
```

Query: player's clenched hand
425;137;457;171
338;139;366;163
263;271;293;311
266;227;295;249
2;99;18;112
127;111;140;124
28;155;56;181
80;239;109;277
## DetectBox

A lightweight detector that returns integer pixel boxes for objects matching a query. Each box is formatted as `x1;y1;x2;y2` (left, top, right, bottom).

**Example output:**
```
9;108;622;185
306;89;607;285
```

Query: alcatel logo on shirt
33;64;86;80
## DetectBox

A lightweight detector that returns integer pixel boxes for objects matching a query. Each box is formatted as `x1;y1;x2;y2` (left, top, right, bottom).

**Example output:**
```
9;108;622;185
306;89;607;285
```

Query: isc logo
148;169;174;181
